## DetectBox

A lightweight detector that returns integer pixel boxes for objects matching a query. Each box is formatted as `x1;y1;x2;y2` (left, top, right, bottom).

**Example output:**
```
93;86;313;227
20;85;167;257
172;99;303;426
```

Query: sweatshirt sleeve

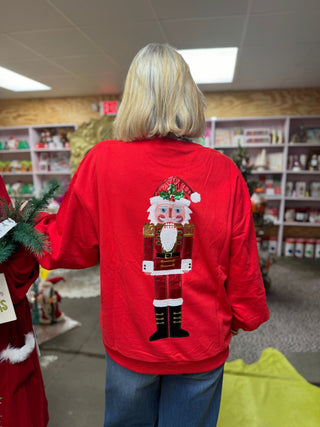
226;172;269;331
36;165;99;270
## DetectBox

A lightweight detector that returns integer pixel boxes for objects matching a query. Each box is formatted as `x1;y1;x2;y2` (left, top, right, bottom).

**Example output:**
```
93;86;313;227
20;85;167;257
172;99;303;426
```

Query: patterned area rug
228;257;320;363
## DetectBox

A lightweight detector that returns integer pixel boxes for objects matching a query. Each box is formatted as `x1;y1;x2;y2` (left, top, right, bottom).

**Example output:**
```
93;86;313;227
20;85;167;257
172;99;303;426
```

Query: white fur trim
0;332;35;364
153;298;183;307
191;192;201;203
150;196;190;206
151;269;184;275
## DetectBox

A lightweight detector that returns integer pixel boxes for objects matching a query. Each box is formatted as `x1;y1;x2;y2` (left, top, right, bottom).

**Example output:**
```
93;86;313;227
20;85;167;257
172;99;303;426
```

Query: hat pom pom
191;192;201;203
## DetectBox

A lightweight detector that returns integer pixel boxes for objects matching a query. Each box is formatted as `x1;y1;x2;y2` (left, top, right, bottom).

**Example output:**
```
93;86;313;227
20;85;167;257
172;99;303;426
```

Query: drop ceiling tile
252;0;320;14
51;55;121;78
8;28;102;58
82;21;167;69
282;68;320;88
0;59;69;79
152;0;249;20
46;75;121;96
235;46;306;89
0;0;71;32
245;10;320;47
161;16;246;49
50;0;154;26
0;36;42;62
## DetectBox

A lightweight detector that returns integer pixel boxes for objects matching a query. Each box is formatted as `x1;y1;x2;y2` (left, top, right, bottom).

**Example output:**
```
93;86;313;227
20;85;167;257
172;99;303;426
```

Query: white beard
160;222;177;252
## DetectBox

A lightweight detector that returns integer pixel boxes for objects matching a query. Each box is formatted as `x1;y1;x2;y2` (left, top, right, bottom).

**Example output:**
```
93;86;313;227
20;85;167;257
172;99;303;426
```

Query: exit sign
100;101;119;116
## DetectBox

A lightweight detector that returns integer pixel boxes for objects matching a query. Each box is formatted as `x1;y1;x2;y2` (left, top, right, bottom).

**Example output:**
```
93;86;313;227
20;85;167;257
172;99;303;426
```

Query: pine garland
0;183;59;264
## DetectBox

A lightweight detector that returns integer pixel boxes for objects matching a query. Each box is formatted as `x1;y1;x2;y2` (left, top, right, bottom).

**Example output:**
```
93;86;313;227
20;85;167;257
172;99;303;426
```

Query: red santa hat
150;176;201;206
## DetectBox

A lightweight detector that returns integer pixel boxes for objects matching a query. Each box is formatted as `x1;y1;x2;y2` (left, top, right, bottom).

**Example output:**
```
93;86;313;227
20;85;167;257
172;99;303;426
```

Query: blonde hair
113;43;206;142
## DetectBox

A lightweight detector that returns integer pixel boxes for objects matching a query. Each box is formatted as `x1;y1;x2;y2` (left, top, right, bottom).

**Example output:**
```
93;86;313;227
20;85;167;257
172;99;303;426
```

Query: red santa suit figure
37;277;65;324
143;176;200;341
0;177;48;427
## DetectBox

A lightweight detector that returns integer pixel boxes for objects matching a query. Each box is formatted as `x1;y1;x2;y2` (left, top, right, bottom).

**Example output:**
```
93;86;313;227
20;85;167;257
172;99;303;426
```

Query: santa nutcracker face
142;176;201;342
154;201;186;224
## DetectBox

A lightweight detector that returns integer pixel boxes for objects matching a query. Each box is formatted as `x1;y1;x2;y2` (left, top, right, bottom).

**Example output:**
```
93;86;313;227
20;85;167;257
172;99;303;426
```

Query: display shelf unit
206;116;320;256
0;123;76;199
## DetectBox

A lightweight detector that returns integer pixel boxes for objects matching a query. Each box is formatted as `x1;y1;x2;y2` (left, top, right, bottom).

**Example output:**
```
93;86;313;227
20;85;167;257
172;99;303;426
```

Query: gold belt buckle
165;252;172;258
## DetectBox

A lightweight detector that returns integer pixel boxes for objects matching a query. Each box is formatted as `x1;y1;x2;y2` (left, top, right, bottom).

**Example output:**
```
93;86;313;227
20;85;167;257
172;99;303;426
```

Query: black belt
156;252;180;259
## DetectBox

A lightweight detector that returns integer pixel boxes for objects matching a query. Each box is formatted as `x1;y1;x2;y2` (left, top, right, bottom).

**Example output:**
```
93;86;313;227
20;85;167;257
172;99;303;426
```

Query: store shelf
286;170;320;174
266;195;282;200
0;123;76;197
285;197;320;202
251;170;284;174
35;171;71;175
206;115;320;256
34;148;70;153
1;172;34;176
1;149;31;154
284;222;320;227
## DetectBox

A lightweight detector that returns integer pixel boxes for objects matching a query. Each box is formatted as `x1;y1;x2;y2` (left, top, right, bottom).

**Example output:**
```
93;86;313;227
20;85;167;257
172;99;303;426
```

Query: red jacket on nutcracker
0;177;48;426
36;137;269;375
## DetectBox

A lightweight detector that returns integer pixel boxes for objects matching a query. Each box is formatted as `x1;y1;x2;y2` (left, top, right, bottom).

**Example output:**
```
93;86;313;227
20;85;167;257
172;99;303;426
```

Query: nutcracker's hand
181;259;192;272
142;260;154;274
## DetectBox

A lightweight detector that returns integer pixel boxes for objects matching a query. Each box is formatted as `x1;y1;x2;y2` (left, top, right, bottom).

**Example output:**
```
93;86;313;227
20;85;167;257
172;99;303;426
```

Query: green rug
218;348;320;427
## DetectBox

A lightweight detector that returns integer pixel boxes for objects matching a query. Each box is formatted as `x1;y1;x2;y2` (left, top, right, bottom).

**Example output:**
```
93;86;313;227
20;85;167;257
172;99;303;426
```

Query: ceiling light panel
178;47;238;84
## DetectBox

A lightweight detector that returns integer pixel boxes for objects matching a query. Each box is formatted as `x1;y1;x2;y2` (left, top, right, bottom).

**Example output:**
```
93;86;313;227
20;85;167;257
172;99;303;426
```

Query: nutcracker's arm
142;223;155;274
181;223;194;272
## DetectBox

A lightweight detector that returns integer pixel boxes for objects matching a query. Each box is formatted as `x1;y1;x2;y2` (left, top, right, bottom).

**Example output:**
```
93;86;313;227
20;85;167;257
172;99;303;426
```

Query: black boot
169;305;189;338
149;306;169;341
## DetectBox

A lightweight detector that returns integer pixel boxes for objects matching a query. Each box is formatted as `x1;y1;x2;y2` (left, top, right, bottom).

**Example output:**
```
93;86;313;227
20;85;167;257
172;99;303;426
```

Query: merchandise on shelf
5;182;34;196
285;180;320;199
0;159;33;173
245;128;271;144
287;152;320;171
268;237;278;254
208;115;320;257
0;123;76;200
0;138;29;150
36;128;70;149
264;207;279;222
284;207;320;224
284;237;319;260
295;238;305;258
263;176;281;196
37;152;70;173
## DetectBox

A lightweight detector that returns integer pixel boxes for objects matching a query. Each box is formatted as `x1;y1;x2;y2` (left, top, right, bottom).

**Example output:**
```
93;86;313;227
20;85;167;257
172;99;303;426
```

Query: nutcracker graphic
143;176;200;341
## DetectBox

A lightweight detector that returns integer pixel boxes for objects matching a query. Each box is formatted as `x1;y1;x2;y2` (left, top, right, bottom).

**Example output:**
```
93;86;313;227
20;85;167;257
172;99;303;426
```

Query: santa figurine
37;277;65;324
143;176;200;341
0;176;48;426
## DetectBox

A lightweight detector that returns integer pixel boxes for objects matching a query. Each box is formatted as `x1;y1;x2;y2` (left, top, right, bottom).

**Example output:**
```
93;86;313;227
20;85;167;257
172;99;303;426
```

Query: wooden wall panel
0;88;320;128
205;88;320;118
0;95;119;127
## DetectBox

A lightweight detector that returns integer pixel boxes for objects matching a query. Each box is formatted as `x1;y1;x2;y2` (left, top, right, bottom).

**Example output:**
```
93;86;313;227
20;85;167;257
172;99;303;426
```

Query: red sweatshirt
36;138;269;374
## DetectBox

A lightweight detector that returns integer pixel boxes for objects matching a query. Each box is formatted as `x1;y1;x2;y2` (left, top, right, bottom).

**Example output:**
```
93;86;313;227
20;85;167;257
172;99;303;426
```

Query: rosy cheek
173;210;185;223
156;214;166;222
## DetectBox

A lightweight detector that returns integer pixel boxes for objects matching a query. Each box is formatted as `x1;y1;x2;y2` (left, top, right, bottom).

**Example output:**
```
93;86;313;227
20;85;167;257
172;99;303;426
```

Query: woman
0;177;48;427
36;43;269;427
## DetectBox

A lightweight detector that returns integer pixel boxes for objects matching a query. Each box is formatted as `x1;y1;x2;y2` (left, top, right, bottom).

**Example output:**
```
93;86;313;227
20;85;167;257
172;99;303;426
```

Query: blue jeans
104;353;224;427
